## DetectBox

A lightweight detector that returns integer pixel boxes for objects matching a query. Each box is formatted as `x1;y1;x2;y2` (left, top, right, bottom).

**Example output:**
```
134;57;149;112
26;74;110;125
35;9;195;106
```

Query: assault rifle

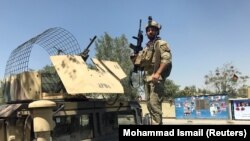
130;19;143;54
80;35;97;61
130;20;143;73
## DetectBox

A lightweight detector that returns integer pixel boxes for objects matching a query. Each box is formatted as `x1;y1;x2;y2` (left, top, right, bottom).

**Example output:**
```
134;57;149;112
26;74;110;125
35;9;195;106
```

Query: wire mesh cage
4;27;81;77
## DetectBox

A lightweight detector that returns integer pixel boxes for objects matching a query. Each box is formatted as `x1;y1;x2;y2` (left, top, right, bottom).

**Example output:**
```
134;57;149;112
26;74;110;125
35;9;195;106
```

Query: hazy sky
1;0;250;89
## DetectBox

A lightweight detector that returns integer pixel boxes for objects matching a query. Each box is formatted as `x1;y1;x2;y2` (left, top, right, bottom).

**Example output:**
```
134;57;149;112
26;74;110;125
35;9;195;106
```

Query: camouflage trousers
144;81;164;125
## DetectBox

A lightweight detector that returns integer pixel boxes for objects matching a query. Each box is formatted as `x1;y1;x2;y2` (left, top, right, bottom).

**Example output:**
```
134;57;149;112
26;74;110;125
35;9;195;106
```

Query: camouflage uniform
136;38;172;124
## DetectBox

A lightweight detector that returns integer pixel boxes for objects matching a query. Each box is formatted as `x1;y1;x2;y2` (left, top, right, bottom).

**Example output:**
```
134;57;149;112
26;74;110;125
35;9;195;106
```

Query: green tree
176;85;198;97
95;33;137;100
204;63;249;98
0;80;3;104
164;79;180;99
197;88;213;95
39;65;56;73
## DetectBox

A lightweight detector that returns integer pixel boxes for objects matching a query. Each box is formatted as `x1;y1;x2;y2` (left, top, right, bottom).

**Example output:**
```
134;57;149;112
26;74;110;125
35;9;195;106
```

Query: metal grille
41;72;65;93
4;27;81;77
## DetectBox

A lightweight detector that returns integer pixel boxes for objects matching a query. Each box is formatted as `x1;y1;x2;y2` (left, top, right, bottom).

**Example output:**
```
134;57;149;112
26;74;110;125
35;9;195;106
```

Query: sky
1;0;250;89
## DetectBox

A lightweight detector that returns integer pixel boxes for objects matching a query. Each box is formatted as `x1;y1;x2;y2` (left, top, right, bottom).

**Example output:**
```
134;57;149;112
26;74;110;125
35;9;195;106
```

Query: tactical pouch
142;49;154;62
140;48;154;67
134;51;143;65
143;49;153;61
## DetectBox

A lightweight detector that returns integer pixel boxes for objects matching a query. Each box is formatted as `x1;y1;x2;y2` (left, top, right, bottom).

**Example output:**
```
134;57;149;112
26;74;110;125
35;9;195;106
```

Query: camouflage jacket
135;39;172;81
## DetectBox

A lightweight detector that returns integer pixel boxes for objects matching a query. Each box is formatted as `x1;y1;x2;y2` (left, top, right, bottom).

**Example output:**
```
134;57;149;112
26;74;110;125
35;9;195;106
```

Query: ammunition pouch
135;48;154;67
142;49;154;63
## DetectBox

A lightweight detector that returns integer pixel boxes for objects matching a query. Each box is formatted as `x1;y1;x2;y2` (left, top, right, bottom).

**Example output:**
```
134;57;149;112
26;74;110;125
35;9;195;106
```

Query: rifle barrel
85;35;97;50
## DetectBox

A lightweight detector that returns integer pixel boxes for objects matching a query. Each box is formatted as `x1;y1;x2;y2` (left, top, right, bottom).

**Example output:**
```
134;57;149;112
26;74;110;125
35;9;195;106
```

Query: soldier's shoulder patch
157;40;167;45
156;40;170;52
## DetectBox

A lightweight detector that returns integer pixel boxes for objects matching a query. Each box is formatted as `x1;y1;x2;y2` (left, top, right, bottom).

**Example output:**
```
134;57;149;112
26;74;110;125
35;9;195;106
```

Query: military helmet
145;16;161;31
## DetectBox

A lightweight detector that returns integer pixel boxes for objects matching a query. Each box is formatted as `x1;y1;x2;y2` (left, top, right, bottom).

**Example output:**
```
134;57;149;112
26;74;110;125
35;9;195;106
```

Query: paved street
163;118;250;125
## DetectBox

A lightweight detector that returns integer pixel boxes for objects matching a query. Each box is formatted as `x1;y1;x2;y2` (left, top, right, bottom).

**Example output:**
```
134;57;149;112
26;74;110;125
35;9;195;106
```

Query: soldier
133;16;172;125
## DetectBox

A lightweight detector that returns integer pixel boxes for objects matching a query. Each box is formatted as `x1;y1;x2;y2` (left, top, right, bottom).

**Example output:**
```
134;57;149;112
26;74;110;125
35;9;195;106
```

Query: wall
248;87;250;98
174;94;229;119
139;100;176;118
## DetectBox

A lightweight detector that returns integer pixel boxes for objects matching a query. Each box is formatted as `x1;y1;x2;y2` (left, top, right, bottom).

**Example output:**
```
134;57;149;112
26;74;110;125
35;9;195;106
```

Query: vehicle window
118;114;135;125
101;112;118;135
53;115;94;140
80;114;93;139
53;116;72;136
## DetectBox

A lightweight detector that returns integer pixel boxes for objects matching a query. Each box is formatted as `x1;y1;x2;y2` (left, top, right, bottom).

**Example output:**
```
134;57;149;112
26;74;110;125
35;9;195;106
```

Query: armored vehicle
0;27;142;141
